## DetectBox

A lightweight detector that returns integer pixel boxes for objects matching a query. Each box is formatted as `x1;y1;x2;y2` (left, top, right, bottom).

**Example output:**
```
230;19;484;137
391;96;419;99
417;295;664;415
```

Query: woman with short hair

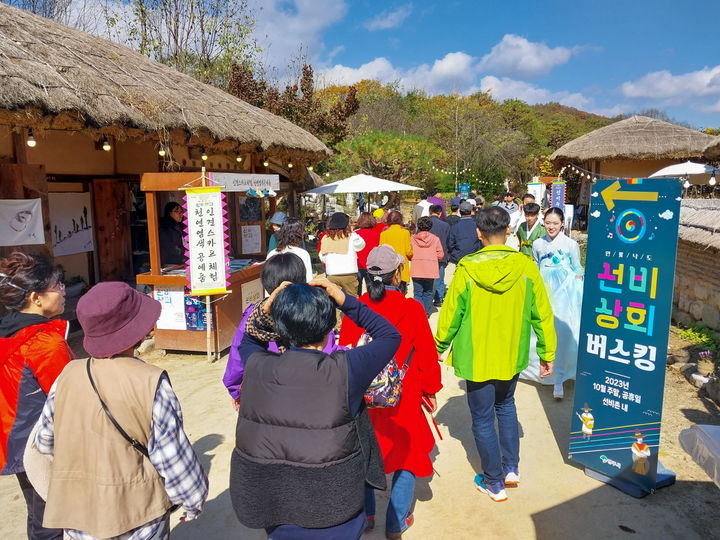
0;252;70;540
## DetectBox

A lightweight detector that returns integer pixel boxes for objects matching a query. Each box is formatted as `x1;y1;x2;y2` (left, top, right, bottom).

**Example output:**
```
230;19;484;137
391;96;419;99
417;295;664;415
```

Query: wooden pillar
146;191;161;274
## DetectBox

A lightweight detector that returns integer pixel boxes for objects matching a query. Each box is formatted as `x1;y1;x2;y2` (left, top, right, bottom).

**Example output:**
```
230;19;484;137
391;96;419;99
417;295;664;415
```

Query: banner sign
209;173;280;192
184;187;230;296
569;178;681;495
458;182;471;199
527;182;546;208
551;181;566;209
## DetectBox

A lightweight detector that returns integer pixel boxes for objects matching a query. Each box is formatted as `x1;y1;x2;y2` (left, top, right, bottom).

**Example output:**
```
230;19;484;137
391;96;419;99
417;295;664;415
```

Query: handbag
358;332;414;408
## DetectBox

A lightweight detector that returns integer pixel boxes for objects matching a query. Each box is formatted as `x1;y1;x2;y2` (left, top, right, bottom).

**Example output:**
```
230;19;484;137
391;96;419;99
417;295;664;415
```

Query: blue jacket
447;217;482;264
430;216;450;263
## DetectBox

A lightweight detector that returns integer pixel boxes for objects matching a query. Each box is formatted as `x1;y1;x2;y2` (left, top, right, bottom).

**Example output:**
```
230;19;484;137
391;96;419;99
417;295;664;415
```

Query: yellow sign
601;180;658;211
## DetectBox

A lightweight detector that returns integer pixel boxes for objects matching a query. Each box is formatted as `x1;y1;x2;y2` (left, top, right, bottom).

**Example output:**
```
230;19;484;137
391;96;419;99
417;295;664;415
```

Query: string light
158;146;166;157
263;159;269;167
683;179;690;188
710;173;717;186
325;172;330;177
26;128;36;148
287;162;293;168
102;137;111;151
201;149;208;161
308;165;314;171
236;155;243;162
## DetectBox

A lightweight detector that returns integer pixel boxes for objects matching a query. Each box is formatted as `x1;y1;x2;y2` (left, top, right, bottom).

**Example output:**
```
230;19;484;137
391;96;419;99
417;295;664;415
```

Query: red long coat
339;290;442;477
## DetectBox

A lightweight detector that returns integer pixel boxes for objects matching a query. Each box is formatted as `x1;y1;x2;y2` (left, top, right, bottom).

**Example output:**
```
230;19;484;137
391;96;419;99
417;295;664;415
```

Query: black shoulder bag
86;359;149;458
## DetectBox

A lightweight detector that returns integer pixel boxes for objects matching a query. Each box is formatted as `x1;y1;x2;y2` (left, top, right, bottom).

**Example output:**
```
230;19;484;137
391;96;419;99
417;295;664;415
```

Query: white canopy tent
303;174;422;194
649;161;716;186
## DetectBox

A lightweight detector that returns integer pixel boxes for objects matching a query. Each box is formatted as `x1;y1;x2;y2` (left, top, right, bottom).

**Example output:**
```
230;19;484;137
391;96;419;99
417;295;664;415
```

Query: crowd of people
0;188;585;540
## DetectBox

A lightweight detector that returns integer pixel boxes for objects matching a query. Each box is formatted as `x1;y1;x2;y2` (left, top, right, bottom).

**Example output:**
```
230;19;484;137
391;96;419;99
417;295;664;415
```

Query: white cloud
480;76;590;109
659;210;674;220
318;58;400;86
621;65;720;100
478;34;576;78
364;4;413;31
591;210;601;218
252;0;348;69
592;192;599;198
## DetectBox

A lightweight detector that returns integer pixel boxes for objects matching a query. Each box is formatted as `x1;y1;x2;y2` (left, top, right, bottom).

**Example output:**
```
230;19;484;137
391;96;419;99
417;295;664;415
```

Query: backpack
358;332;415;408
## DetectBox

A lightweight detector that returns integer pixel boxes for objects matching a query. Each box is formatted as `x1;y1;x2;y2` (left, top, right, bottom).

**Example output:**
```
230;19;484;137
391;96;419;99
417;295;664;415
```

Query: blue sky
250;0;720;128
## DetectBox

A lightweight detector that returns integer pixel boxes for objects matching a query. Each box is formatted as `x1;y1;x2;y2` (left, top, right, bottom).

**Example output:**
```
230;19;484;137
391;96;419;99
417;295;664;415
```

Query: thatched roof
550;116;718;163
0;4;330;161
703;138;720;161
679;199;720;251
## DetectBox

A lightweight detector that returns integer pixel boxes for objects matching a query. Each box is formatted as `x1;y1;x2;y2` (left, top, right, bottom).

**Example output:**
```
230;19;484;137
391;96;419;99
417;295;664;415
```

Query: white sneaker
553;383;564;400
504;469;521;486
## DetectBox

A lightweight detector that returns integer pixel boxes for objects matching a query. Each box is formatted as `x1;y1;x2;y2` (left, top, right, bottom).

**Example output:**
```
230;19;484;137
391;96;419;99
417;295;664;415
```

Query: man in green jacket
435;206;556;502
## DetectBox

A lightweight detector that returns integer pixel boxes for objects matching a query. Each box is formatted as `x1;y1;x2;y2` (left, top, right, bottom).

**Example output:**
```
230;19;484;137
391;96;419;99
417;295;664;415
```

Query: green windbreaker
435;245;556;382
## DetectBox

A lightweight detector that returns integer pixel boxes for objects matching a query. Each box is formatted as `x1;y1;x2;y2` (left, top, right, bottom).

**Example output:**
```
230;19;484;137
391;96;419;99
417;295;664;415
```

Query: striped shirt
36;374;208;540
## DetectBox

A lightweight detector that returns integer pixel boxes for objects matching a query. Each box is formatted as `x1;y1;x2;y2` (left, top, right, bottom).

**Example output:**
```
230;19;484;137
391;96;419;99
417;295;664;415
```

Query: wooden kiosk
136;171;280;355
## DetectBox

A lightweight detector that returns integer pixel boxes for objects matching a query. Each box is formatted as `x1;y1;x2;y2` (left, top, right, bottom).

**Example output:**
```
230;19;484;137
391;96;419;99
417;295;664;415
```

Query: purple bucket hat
77;282;161;358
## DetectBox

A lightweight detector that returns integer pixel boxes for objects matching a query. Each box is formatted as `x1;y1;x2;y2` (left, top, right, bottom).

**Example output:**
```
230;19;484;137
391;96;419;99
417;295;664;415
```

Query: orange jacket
0;318;71;474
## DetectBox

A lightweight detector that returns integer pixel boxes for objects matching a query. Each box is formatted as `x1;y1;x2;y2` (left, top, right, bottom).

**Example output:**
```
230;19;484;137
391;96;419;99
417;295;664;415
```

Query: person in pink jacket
410;217;445;315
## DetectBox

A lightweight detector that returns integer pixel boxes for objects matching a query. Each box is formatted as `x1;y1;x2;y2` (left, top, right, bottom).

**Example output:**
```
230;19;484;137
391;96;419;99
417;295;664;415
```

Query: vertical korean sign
569;178;681;494
184;187;230;295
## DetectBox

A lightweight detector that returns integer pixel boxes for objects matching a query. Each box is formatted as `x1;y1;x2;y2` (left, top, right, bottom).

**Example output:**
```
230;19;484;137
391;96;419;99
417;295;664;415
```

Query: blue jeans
357;269;368;296
412;278;435;315
434;261;447;303
466;374;520;484
365;470;416;534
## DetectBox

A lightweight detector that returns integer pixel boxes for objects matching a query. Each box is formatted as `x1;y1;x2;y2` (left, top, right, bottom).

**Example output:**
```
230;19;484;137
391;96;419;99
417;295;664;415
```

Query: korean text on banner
184;187;230;296
569;178;681;495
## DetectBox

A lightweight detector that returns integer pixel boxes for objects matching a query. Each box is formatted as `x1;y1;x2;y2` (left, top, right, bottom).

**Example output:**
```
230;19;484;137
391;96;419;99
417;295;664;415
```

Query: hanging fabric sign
184;187;230;296
569;177;681;496
0;198;45;246
551;181;566;209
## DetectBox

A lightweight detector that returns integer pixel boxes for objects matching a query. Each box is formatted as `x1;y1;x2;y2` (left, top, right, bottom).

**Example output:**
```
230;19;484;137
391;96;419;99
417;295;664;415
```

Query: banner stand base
584;462;676;498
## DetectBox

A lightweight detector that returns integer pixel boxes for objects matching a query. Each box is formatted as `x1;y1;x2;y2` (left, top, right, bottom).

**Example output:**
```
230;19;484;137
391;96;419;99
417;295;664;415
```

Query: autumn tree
228;63;359;148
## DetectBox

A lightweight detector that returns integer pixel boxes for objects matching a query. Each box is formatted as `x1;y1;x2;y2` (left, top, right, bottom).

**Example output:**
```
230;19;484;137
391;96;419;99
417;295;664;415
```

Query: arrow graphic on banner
601;181;658;210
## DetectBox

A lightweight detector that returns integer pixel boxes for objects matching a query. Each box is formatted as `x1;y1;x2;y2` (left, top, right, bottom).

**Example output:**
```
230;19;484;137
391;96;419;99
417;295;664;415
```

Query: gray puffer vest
229;348;385;529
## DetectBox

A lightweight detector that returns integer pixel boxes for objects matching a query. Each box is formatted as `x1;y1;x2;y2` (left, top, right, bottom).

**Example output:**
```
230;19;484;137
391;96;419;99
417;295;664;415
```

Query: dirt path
1;298;719;539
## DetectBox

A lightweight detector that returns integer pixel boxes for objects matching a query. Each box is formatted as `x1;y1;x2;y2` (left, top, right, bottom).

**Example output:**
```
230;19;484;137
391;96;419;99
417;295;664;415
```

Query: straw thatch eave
0;4;330;163
550;116;718;164
679;199;720;252
703;138;720;161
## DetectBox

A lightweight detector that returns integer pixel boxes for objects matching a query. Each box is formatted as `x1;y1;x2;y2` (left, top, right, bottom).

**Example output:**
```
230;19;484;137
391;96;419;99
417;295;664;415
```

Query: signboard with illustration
569;178;681;495
458;182;471;199
48;192;94;256
184;187;230;296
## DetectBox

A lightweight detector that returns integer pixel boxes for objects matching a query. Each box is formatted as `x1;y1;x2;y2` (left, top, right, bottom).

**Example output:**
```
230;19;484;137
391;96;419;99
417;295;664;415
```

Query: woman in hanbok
527;207;584;399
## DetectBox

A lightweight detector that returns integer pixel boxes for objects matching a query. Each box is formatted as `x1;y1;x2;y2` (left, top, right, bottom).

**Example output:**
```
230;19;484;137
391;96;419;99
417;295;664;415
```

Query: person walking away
266;211;288;252
446;197;462;227
230;278;401;539
447;201;482;265
410;217;444;315
0;252;70;540
354;212;382;296
429;204;450;306
516;202;545;256
340;246;442;538
266;217;314;282
224;253;342;411
426;189;447;218
435;207;556;502
158;201;185;266
411;192;432;225
35;282;208;538
529;207;583;399
380;211;413;295
319;212;366;297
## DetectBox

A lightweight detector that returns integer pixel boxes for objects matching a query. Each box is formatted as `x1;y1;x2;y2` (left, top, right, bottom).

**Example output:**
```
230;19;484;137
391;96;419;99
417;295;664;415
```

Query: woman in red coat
339;245;442;539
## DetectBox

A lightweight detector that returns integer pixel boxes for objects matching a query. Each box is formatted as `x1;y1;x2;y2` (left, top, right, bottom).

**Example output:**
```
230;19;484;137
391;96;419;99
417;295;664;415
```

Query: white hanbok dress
521;232;584;384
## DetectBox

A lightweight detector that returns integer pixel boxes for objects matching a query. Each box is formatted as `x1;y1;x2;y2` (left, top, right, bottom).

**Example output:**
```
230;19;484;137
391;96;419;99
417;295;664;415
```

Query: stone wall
673;239;720;330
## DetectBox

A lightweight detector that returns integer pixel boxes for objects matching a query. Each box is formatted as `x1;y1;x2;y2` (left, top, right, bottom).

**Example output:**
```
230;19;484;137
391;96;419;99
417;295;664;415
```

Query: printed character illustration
576;403;594;440
631;432;651;475
9;210;32;232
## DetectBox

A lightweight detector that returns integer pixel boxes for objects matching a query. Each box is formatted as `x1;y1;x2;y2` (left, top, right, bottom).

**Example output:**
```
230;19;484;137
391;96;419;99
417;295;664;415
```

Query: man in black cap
447;201;482;264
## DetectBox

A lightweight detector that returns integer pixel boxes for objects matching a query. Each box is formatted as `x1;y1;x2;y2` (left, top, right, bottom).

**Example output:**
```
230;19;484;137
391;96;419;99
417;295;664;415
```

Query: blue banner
569;178;681;494
458;182;471;199
551;181;566;209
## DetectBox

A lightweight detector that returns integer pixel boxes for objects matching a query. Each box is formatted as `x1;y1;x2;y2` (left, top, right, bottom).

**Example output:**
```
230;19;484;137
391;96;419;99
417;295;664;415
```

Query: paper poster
241;225;262;254
185;187;230;296
153;286;187;330
209;173;280;192
569;178;681;495
241;278;264;311
0;198;45;246
527;182;546;207
48;192;94;256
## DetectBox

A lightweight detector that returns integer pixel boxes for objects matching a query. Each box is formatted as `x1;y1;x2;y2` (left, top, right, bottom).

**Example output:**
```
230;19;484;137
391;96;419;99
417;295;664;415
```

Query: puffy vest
230;348;385;529
43;357;172;538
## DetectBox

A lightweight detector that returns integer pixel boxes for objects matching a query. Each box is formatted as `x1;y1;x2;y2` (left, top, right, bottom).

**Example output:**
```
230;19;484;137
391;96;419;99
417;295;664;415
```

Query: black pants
16;472;63;540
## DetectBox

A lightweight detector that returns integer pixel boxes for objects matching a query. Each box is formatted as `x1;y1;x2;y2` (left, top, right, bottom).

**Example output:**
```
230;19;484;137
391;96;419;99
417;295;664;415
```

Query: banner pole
200;167;214;363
